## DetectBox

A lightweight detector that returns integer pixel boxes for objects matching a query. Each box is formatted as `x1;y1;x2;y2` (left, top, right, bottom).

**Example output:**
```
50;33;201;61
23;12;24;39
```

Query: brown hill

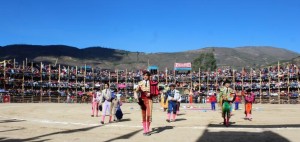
0;44;299;70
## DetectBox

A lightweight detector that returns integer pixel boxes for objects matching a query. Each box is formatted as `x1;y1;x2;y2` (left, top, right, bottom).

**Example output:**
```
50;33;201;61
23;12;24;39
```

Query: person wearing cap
164;83;181;122
218;80;235;106
243;88;255;120
135;71;156;136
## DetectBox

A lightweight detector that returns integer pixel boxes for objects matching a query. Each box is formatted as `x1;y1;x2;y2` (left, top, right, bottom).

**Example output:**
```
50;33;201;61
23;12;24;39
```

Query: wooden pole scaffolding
125;69;128;97
116;69;119;85
233;70;236;91
22;61;25;102
260;71;262;104
31;62;33;102
288;64;290;104
3;61;6;91
48;64;51;103
157;69;160;83
199;68;201;92
191;71;193;91
166;68;168;85
216;69;219;92
23;61;25;70
206;71;209;94
58;64;61;103
268;66;271;103
174;68;176;84
250;68;253;90
92;67;95;90
278;61;280;104
67;66;70;101
116;69;119;96
241;67;244;101
58;64;61;83
242;67;244;92
13;58;16;68
84;64;86;93
40;62;43;102
75;66;78;103
109;71;111;85
297;65;300;103
250;68;254;103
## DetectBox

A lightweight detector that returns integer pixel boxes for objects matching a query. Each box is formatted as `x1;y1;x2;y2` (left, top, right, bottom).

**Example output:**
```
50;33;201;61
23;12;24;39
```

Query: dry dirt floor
1;103;300;142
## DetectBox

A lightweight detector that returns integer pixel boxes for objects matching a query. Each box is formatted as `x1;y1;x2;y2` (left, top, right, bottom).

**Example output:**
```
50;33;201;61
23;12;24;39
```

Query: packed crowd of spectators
1;62;299;100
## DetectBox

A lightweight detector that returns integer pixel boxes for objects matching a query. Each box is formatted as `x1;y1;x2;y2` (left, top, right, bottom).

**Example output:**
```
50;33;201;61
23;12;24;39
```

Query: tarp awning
174;67;191;71
148;66;158;70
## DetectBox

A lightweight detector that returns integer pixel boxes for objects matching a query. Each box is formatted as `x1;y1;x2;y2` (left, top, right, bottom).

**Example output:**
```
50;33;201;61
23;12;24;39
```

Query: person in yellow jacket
218;80;235;126
218;80;234;108
160;84;169;112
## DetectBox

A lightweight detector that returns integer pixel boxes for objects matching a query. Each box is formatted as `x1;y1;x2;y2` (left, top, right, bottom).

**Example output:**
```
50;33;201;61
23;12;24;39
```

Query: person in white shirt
116;91;122;102
164;83;181;122
100;83;112;124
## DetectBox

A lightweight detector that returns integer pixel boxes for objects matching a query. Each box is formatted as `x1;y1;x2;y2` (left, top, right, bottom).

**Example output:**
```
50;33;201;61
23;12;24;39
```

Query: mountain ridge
0;44;299;70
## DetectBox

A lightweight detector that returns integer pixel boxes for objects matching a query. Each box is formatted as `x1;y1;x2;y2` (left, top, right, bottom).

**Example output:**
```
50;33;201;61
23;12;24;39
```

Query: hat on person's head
169;83;176;87
143;70;151;76
246;88;251;93
223;79;231;85
152;76;158;81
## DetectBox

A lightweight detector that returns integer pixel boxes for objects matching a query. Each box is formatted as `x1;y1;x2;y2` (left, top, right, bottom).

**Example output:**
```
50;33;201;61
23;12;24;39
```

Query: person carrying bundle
134;71;159;136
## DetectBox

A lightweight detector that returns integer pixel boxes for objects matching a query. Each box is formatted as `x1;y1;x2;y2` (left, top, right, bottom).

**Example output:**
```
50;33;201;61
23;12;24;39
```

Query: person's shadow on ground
150;126;174;135
175;118;187;122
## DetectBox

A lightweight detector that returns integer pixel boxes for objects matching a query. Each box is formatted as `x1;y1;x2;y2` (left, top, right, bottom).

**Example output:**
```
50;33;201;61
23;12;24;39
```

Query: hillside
284;56;300;67
292;56;300;65
0;44;299;70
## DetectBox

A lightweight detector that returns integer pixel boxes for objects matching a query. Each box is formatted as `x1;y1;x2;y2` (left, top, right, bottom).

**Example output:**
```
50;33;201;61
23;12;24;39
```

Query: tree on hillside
192;52;217;71
136;52;140;62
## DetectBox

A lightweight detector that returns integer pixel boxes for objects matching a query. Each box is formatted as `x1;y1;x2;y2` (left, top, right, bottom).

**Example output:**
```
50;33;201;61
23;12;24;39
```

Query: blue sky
0;0;299;53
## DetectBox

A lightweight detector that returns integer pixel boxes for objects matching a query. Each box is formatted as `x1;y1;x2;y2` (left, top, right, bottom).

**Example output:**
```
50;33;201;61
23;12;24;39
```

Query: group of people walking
89;71;256;135
217;80;256;126
134;71;195;136
90;82;123;124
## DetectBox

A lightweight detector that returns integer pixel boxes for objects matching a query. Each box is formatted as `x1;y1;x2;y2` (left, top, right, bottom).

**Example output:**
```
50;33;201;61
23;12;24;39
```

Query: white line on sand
1;115;300;131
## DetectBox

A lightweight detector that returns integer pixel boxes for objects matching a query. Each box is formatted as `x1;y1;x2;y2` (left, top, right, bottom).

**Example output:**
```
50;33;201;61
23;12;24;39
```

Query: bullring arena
1;102;300;142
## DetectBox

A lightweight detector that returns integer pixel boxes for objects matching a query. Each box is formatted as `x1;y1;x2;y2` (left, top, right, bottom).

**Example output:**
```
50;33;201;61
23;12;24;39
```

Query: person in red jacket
209;93;217;110
134;71;159;136
235;95;241;110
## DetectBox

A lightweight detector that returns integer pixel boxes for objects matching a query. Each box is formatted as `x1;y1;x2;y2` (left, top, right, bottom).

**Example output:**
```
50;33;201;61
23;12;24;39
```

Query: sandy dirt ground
1;102;300;142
